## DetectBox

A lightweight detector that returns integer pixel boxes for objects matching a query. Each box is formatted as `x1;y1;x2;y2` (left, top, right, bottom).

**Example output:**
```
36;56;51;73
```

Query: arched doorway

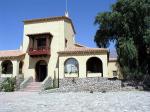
1;60;13;74
35;60;47;82
86;57;103;77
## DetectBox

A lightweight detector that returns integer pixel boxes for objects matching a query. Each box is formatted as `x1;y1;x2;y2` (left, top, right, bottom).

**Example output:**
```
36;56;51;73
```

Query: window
65;38;68;47
37;38;46;49
113;71;117;77
64;58;79;74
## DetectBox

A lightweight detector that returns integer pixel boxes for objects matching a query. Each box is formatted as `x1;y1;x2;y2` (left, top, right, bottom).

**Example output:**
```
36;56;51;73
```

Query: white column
12;60;19;77
79;57;87;78
102;56;108;78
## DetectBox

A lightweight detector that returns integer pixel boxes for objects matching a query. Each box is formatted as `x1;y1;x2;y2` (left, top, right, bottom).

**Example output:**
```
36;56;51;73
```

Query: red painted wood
28;47;50;56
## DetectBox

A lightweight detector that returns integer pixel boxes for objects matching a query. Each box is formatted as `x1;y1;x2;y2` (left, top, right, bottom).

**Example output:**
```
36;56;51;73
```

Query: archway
1;60;13;74
64;58;79;74
35;60;47;82
86;57;103;77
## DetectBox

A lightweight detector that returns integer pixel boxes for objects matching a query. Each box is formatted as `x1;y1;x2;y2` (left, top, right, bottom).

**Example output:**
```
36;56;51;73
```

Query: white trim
87;73;102;77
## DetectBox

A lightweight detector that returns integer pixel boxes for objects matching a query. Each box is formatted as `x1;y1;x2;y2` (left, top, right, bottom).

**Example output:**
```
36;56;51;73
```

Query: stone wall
56;77;123;92
16;75;24;90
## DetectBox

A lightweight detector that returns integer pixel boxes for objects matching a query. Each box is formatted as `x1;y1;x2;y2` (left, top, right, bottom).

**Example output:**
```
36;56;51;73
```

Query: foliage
94;0;150;80
1;77;16;92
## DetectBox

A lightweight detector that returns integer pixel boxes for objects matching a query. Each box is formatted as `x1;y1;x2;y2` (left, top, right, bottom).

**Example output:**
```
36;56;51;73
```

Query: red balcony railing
28;47;50;56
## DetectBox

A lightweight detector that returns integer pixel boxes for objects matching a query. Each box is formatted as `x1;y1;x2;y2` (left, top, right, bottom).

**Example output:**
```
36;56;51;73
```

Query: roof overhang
26;32;53;37
0;50;25;60
58;49;108;55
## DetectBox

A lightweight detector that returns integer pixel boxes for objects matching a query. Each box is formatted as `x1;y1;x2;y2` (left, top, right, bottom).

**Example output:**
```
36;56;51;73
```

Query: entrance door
36;60;47;82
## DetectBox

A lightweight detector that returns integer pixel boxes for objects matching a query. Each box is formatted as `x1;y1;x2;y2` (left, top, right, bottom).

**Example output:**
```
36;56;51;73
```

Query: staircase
21;82;42;92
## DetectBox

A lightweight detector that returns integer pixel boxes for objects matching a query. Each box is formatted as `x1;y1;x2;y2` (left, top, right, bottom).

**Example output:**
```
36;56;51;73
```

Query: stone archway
35;60;47;82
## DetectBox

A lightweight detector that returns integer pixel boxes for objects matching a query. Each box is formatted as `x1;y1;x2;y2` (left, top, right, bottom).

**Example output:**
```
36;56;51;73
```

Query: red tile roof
0;50;25;58
58;44;108;54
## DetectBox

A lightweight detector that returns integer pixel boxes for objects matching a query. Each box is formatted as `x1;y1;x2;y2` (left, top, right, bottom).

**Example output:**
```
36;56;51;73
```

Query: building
0;16;122;89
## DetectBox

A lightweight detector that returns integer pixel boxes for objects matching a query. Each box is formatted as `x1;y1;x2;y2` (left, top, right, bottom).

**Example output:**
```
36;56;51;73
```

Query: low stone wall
41;77;53;90
16;75;24;90
53;77;125;92
20;76;33;90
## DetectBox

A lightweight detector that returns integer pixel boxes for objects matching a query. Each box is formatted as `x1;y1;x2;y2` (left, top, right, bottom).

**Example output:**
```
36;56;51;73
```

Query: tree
94;0;150;80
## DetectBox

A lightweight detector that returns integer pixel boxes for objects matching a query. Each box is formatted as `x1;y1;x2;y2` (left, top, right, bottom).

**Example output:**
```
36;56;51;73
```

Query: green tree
94;0;150;80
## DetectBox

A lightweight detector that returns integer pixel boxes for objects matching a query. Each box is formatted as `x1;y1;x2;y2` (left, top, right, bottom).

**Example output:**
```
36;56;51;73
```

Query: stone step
21;89;41;92
20;81;42;92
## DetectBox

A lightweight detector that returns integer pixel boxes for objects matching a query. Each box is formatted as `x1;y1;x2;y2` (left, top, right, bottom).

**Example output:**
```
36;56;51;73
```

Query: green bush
1;77;16;92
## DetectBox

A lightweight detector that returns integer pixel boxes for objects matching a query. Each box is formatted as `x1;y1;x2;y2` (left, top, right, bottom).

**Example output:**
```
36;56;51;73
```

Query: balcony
28;47;50;56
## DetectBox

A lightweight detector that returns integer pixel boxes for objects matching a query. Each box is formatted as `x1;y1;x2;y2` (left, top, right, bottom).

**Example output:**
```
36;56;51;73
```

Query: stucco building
0;16;121;90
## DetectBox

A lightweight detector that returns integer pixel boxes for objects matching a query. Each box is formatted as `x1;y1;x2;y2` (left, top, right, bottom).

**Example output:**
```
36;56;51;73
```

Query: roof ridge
23;16;70;22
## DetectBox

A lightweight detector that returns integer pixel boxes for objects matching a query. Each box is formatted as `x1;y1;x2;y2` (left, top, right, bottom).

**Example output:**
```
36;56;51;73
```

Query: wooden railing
28;47;50;56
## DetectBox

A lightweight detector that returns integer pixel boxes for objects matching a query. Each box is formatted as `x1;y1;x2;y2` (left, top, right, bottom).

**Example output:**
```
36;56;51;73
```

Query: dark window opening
37;38;46;49
113;71;117;77
65;38;68;48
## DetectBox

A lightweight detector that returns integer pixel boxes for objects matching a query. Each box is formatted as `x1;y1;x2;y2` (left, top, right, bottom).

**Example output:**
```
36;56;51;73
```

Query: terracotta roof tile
0;50;25;58
58;44;108;54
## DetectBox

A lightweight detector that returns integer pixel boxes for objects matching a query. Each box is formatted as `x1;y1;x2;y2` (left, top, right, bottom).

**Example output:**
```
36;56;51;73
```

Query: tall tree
95;0;150;80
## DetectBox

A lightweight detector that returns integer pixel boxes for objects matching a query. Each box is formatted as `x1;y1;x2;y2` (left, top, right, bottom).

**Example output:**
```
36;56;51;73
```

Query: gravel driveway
0;91;150;112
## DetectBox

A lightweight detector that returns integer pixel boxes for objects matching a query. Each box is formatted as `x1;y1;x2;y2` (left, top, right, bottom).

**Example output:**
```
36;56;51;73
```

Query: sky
0;0;116;52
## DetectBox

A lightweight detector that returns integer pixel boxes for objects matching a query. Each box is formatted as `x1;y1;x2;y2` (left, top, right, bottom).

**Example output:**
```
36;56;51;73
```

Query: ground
0;91;150;112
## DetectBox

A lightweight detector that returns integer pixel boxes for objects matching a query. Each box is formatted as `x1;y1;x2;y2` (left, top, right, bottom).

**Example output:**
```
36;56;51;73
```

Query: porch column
102;58;108;78
12;60;19;77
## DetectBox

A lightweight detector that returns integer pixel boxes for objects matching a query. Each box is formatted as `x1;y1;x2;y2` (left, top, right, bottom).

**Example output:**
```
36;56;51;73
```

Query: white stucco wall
59;53;108;79
64;21;75;47
108;61;123;79
22;19;75;80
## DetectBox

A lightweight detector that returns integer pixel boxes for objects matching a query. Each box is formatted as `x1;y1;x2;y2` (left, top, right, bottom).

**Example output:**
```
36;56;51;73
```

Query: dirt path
0;91;150;112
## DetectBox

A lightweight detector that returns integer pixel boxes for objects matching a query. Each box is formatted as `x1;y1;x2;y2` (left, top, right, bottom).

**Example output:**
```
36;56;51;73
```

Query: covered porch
0;50;25;77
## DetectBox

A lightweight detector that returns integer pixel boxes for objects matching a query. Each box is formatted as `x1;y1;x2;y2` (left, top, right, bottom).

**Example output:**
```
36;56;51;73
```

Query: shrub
1;77;16;92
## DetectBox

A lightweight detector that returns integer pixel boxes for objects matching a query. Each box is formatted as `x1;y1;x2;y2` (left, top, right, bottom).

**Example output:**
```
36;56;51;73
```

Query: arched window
86;57;103;76
19;61;24;74
64;58;79;74
1;60;13;74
